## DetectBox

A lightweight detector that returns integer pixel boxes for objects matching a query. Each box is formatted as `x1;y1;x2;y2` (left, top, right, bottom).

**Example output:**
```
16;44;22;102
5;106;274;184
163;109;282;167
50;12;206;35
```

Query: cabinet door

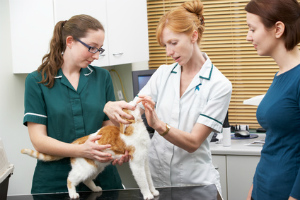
227;156;260;200
212;155;227;200
106;0;149;66
53;0;109;67
10;0;54;73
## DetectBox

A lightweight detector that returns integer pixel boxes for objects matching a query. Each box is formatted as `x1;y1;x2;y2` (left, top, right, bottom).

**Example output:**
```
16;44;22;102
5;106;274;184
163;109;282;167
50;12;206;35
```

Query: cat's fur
21;106;159;199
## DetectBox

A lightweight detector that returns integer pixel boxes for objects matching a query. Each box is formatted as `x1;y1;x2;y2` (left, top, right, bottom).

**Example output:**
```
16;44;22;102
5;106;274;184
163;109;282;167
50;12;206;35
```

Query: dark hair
38;14;104;88
245;0;300;51
156;0;205;46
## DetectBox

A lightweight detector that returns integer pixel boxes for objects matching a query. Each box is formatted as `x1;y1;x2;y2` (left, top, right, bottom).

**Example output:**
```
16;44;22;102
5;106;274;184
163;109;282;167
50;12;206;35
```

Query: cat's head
119;106;143;135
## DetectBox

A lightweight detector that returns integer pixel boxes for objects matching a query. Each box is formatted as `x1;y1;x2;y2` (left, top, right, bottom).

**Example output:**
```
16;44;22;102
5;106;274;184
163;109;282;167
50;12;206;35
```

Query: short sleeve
197;77;232;133
23;72;47;126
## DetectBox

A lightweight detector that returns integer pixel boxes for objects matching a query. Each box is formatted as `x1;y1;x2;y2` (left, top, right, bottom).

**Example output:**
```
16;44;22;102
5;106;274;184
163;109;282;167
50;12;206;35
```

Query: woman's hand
137;95;160;129
246;184;253;200
104;101;135;125
81;134;113;163
112;150;131;166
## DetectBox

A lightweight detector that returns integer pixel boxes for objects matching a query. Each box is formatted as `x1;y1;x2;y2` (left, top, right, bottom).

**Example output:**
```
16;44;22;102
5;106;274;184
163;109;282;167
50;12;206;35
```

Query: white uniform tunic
136;53;232;194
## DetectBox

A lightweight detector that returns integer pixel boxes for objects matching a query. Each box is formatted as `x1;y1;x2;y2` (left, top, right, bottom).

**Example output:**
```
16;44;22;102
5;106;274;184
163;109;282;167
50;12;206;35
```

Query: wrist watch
160;123;170;136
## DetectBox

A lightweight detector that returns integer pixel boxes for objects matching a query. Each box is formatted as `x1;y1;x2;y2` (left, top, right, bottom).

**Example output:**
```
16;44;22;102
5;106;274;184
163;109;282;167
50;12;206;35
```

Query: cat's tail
21;149;63;161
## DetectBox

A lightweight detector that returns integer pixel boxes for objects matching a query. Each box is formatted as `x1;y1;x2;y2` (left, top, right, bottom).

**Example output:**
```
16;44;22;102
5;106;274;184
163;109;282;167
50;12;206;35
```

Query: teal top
253;64;300;200
23;65;123;193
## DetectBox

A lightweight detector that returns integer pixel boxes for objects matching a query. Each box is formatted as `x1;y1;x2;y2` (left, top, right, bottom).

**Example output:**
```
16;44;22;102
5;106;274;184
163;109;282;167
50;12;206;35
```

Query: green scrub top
23;65;123;194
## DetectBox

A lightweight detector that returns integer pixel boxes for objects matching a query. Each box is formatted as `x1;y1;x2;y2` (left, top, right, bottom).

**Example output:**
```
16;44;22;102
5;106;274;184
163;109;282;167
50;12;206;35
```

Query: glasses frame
75;38;105;54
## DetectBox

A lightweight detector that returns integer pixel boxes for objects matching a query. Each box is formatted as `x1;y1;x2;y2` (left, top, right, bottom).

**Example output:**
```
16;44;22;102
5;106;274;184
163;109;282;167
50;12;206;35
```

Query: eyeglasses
75;38;105;54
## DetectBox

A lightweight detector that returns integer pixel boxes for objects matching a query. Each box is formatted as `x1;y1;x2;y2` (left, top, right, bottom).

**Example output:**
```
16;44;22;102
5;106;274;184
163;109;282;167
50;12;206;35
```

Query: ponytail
37;20;65;88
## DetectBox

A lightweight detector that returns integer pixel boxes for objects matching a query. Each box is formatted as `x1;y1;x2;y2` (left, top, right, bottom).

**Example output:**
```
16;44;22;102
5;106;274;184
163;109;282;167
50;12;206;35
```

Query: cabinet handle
214;165;219;170
113;52;124;56
99;54;105;57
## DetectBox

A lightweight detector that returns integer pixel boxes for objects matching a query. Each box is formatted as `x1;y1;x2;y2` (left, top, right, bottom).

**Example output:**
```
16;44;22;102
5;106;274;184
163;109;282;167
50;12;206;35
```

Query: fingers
113;113;132;124
137;95;155;110
112;151;131;166
95;155;113;163
88;134;101;142
92;147;113;163
104;101;136;124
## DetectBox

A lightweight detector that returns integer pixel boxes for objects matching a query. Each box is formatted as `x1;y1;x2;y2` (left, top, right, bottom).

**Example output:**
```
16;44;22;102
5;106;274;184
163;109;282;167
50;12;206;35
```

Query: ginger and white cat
21;105;159;200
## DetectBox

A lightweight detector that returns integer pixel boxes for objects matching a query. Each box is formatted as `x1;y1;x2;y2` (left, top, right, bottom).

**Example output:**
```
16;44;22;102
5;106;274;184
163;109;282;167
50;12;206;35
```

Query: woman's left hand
137;95;161;129
112;150;131;165
288;197;297;200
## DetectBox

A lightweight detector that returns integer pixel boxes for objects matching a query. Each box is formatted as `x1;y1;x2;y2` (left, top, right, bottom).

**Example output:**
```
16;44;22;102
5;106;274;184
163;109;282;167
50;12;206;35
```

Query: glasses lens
89;47;98;54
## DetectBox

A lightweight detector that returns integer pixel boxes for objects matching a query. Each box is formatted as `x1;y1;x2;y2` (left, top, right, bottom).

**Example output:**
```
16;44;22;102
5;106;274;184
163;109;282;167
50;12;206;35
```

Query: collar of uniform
170;63;179;74
54;66;94;93
198;53;213;80
170;53;213;80
54;66;94;79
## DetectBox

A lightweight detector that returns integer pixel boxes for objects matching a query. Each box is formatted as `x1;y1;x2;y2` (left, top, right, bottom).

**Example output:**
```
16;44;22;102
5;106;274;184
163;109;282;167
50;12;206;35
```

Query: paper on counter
244;140;265;146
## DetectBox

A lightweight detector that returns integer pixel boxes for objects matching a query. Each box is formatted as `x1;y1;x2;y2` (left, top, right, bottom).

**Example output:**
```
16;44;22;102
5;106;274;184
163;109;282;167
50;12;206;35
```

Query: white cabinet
212;155;260;200
9;0;54;73
227;155;260;200
53;0;109;67
10;0;149;73
212;155;227;200
106;0;149;66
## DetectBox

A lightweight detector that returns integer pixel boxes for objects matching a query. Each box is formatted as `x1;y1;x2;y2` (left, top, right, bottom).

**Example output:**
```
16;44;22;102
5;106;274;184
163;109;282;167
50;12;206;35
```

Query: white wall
1;0;148;196
0;0;36;195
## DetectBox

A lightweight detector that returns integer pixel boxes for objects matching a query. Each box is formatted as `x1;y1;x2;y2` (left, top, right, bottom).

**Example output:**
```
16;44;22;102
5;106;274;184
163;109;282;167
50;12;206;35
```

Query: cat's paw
143;193;154;200
151;189;159;196
69;192;80;199
92;186;102;192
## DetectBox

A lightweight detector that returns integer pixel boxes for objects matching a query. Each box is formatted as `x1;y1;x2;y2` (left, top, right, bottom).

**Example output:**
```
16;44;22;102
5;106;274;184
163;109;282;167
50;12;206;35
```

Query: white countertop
210;133;265;156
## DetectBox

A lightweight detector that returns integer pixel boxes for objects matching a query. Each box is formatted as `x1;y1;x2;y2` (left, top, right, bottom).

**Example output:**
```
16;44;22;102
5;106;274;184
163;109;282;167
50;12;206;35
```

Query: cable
109;69;128;102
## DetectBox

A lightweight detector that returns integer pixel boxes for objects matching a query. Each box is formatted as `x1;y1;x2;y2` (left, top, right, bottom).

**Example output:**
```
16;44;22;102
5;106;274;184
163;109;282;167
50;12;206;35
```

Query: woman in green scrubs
23;14;126;194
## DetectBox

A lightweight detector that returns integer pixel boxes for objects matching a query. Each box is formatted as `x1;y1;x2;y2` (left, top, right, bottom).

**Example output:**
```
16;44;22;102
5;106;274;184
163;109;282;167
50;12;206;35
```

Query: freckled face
161;27;195;66
246;12;277;57
71;29;105;68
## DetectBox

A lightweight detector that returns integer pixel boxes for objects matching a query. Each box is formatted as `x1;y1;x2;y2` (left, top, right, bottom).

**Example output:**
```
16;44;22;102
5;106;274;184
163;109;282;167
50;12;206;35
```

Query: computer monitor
132;69;156;98
132;69;156;136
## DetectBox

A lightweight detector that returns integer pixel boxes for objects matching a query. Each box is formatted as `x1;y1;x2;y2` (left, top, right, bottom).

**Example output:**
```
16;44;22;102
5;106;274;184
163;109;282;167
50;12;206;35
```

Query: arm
102;120;114;127
139;96;212;153
27;122;113;162
247;184;253;200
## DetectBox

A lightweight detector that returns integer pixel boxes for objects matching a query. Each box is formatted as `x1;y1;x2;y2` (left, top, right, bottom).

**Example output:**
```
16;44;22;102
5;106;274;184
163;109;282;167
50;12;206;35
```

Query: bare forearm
30;132;83;158
155;120;211;153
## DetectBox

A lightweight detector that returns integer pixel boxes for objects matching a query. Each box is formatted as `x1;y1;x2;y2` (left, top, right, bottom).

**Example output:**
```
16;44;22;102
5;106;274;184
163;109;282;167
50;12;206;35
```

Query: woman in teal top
23;14;125;193
245;0;300;200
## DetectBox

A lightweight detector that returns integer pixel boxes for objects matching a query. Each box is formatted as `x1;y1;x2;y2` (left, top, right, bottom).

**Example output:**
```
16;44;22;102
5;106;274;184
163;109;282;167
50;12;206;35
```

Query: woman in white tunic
104;0;232;198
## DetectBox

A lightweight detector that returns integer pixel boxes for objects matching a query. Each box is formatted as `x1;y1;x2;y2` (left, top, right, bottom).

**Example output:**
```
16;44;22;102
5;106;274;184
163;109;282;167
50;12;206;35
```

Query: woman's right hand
246;184;253;200
103;101;135;125
81;134;113;163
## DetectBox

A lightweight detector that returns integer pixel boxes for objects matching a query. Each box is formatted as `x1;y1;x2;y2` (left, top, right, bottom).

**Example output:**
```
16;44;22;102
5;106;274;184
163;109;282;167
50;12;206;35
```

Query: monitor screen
132;69;156;98
138;75;152;91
